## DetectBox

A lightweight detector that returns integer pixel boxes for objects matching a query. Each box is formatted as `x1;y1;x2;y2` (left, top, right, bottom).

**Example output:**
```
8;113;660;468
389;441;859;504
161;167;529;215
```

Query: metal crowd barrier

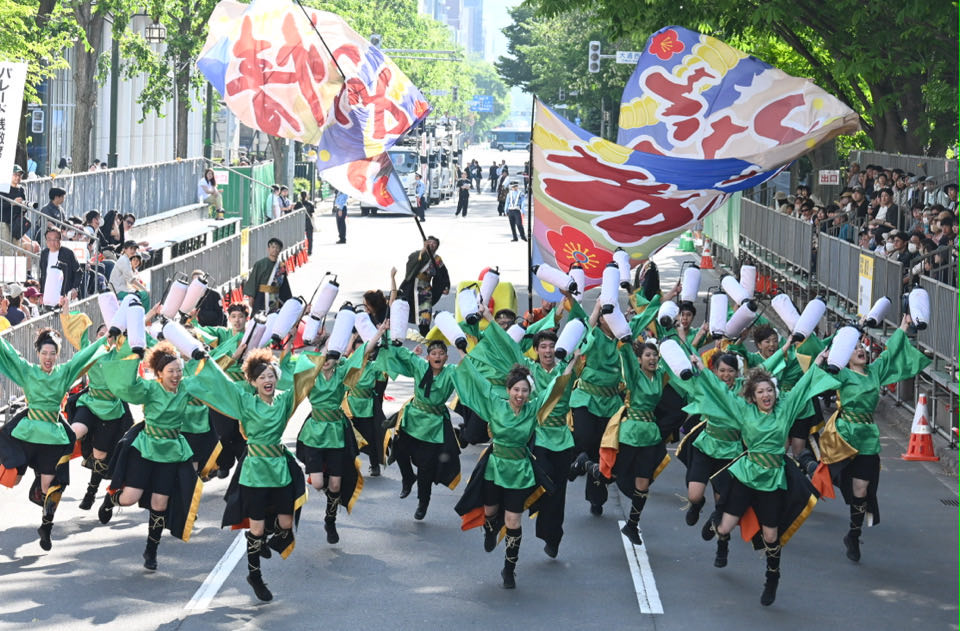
21;158;206;220
247;209;307;260
739;199;815;276
852;150;958;182
147;234;243;307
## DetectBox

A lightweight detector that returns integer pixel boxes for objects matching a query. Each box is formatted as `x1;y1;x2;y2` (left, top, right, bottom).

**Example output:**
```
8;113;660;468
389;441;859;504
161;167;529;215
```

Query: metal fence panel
852;150;957;184
22;158;206;220
918;276;958;367
147;235;242;306
247;210;307;261
740;199;814;273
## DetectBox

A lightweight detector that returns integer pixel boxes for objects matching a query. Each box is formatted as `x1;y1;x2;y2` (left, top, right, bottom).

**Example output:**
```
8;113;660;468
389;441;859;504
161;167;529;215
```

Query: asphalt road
0;150;956;630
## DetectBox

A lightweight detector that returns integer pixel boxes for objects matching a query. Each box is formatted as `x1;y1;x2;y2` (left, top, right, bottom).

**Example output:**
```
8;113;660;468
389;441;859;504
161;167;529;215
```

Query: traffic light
588;41;601;73
369;33;382;48
452;86;459;101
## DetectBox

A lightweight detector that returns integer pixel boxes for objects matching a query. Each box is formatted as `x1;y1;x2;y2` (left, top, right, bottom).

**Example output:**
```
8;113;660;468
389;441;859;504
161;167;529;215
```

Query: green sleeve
382;345;426;381
527;308;558;337
869;328;931;386
0;335;32;385
469;318;524;377
567;299;589;323
618;343;642;389
101;357;153;405
452;356;499;421
197;326;236;347
61;336;108;386
695;367;749;426
184;359;246;420
629;294;662;338
778;364;840;427
727;342;764;368
759;348;787;377
459;320;481;340
530;371;571;415
666;362;698;400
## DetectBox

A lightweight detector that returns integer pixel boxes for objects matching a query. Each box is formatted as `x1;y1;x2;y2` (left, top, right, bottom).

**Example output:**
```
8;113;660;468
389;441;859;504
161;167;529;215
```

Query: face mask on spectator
908;243;918;253
884;242;895;252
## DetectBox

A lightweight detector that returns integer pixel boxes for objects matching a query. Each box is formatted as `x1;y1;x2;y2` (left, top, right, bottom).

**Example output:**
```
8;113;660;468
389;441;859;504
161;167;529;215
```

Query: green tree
530;0;959;155
462;58;510;142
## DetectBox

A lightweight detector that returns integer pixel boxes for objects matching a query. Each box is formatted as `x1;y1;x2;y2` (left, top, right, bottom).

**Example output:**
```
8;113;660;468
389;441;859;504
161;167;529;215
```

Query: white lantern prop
864;297;891;328
533;264;576;293
98;292;120;327
907;287;930;330
771;294;801;331
389;300;409;345
613;248;631;288
680;265;701;303
126;302;146;354
721;275;754;309
599;263;621;314
602;308;632;342
326;307;356;359
434;311;467;351
310;278;340;319
270;297;306;344
162;321;205;360
42;267;64;307
355;312;379;342
179;276;208;315
302;315;323;345
245;319;267;350
657;300;680;328
148;320;163;340
660;339;694;380
160;278;189;319
739;265;757;299
568;265;586;302
479;268;499;305
506;323;526;344
109;294;139;337
827;326;861;373
792;298;826;342
724;303;757;339
555;319;587;360
260;312;279;347
457;288;481;325
709;293;728;339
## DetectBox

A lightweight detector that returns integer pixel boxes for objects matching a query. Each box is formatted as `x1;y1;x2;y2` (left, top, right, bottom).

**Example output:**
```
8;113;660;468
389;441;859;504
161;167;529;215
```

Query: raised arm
451;355;500;421
870;316;931;386
778;354;840;427
184;358;248;420
60;335;109;386
0;335;33;385
694;367;750;427
380;343;427;381
100;355;153;405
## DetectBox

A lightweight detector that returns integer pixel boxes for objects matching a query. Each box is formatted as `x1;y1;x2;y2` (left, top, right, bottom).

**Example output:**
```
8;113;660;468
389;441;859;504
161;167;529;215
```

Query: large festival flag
319;153;414;215
531;26;858;295
197;0;431;171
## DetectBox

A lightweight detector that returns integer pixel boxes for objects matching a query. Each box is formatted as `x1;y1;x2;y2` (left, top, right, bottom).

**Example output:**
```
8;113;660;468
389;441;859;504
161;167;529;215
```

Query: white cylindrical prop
271;297;305;344
907;287;930;330
457;288;481;325
148;320;163;340
506;323;526;344
657;300;680;328
355;312;378;342
179;277;208;315
434;311;466;351
739;265;757;299
602;308;632;342
827;326;861;373
162;321;205;360
864;297;891;328
771;294;801;331
260;312;279;347
568;265;585;301
479;269;499;305
613;248;631;288
724;303;757;339
534;264;575;293
709;293;728;339
310;279;340;319
660;339;693;380
160;279;188;320
246;321;266;350
302;315;323;345
98;292;120;327
792;298;826;341
109;294;139;336
126;303;146;353
721;275;752;308
599;263;621;312
555;319;587;360
326;307;356;358
680;265;701;303
389;299;409;345
42;267;63;307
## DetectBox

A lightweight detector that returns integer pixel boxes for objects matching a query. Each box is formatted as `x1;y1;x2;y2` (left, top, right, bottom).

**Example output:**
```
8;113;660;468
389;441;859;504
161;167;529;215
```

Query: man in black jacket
399;236;450;335
35;187;66;240
39;227;82;306
1;165;25;243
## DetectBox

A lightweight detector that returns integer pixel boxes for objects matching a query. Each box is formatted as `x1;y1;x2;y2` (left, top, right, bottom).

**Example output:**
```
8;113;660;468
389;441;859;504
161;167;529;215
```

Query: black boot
760;539;781;606
80;460;107;510
38;491;60;551
714;533;730;568
143;510;165;571
414;498;429;520
483;513;502;553
501;527;522;589
245;531;273;602
844;497;867;562
399;474;416;499
369;463;381;477
620;489;647;546
685;498;705;526
266;526;293;557
98;491;119;524
702;509;719;541
325;489;341;544
568;452;589;481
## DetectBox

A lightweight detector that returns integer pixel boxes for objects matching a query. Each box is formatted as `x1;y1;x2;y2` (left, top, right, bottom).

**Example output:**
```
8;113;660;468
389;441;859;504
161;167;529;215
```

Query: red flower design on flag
546;226;613;276
649;29;684;60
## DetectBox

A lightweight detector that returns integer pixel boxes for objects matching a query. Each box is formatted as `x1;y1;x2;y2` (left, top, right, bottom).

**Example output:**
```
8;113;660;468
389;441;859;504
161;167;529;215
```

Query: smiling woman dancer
0;328;106;550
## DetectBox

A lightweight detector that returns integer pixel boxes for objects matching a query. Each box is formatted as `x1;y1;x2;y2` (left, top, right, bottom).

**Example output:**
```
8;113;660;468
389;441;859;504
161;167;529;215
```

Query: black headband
155;352;179;373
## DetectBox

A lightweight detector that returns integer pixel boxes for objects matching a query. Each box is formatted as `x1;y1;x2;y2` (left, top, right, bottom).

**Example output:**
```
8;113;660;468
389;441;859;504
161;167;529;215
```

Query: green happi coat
295;350;364;449
0;335;107;445
617;344;668;448
60;312;127;421
346;344;386;418
694;364;839;491
381;345;456;444
569;327;622;417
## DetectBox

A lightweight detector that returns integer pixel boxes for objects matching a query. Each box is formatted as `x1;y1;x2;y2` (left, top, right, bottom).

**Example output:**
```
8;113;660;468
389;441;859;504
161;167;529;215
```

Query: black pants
211;409;246;473
395;433;441;502
416;199;426;221
305;215;314;254
353;416;381;467
572;406;609;506
507;209;526;240
456;192;469;216
497;199;506;215
533;446;574;548
335;208;347;242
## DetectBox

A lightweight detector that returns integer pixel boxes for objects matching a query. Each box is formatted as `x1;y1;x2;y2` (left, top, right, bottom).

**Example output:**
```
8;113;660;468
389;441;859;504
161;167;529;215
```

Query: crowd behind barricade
771;163;958;288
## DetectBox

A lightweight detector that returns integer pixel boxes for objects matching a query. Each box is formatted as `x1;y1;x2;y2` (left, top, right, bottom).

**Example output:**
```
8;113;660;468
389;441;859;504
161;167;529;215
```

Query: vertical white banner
0;62;28;193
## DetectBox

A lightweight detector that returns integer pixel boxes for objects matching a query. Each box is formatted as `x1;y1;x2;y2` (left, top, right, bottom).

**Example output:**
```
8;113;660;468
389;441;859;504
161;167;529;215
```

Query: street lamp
144;20;167;44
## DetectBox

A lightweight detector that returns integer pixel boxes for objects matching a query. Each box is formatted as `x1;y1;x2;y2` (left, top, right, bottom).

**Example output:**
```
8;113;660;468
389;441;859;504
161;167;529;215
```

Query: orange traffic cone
700;238;715;269
902;393;939;461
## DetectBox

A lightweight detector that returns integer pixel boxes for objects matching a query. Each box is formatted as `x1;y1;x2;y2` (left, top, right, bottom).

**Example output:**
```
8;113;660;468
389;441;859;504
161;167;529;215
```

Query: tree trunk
175;65;191;158
70;4;105;171
268;135;287;184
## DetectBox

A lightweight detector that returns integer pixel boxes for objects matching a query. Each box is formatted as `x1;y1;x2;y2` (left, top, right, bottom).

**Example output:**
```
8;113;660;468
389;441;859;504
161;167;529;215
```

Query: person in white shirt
268;185;282;221
197;168;224;217
504;181;526;242
109;240;149;304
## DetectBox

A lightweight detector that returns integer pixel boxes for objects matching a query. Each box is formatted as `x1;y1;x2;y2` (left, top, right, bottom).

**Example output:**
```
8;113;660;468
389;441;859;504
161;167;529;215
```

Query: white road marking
184;531;245;611
618;520;664;614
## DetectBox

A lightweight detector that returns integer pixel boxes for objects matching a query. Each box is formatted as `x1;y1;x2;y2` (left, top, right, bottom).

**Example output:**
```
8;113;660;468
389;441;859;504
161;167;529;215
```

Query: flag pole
526;97;536;315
